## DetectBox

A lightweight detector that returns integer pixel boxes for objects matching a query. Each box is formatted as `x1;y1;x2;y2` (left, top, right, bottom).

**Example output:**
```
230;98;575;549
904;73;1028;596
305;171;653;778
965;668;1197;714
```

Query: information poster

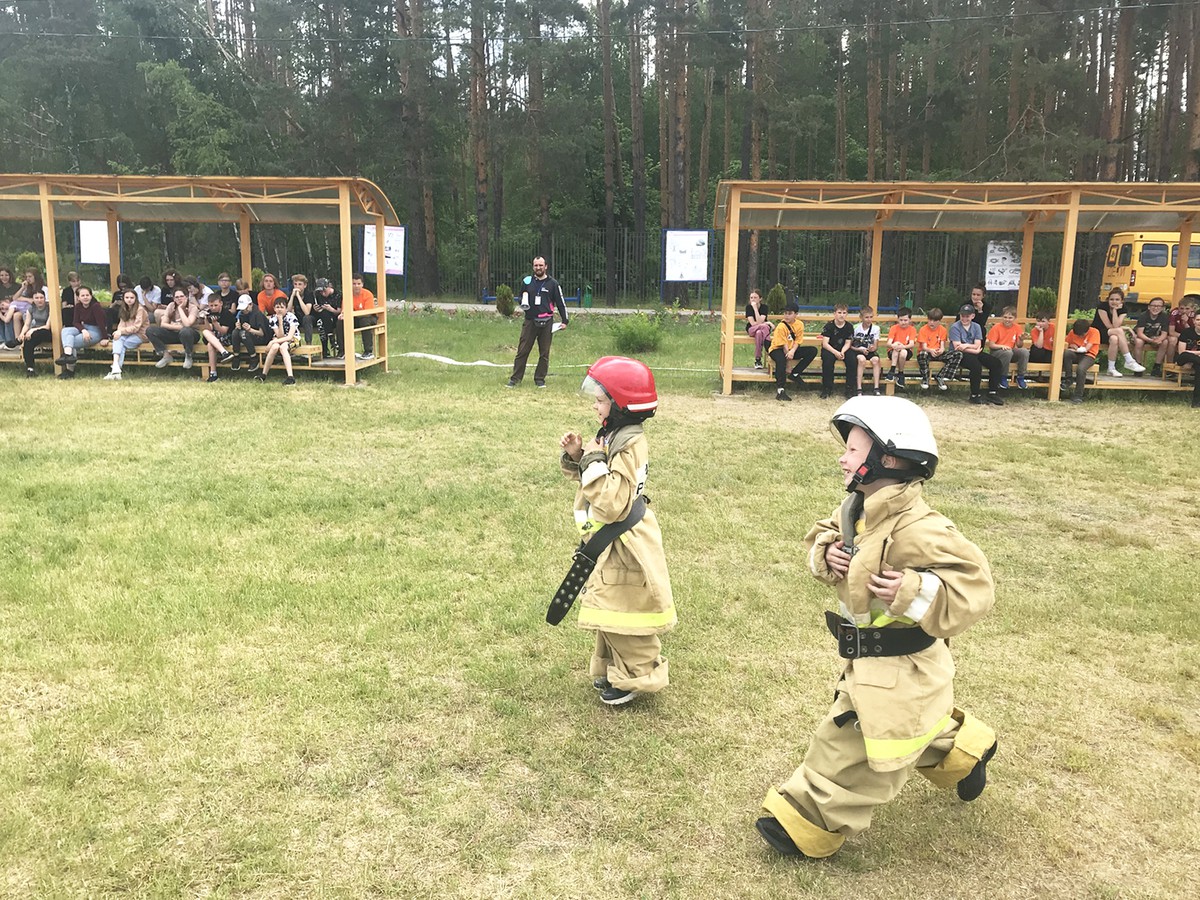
985;240;1022;291
363;225;406;276
79;220;114;265
663;229;709;282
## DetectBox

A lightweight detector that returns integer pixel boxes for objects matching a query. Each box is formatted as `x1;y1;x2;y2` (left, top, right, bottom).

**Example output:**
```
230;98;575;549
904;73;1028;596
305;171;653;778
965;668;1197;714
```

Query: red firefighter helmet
582;356;658;416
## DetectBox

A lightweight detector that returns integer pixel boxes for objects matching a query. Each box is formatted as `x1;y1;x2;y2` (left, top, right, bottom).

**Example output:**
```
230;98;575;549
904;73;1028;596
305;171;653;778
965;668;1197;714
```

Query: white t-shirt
135;285;161;307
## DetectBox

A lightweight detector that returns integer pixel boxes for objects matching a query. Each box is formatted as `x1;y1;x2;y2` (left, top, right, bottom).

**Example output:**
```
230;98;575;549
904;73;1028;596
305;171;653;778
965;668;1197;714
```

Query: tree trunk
527;11;550;251
1187;4;1200;180
696;67;713;227
835;28;847;179
1102;2;1136;181
628;10;646;294
469;8;489;298
658;26;669;228
599;0;619;306
866;12;881;180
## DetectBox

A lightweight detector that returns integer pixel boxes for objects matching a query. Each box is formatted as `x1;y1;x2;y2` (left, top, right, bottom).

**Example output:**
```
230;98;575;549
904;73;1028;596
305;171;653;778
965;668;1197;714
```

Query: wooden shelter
0;174;401;385
714;181;1200;400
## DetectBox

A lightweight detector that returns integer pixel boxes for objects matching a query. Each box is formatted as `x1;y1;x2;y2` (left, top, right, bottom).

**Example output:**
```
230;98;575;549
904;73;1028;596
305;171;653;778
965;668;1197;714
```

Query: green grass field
1;310;1197;898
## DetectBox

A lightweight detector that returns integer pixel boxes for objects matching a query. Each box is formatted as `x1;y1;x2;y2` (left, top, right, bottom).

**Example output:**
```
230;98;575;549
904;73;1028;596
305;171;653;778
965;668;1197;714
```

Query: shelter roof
0;174;399;226
713;181;1200;233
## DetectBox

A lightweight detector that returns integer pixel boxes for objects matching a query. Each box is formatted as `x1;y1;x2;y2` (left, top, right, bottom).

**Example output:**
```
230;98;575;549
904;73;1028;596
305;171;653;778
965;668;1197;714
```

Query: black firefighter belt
825;610;937;659
546;497;647;626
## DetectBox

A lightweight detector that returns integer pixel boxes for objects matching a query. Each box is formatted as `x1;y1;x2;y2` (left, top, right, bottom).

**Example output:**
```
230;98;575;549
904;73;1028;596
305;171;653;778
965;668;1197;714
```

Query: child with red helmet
558;356;676;706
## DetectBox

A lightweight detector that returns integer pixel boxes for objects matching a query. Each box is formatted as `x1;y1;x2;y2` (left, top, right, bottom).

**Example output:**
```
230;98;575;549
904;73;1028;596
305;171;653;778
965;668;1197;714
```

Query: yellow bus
1100;231;1200;308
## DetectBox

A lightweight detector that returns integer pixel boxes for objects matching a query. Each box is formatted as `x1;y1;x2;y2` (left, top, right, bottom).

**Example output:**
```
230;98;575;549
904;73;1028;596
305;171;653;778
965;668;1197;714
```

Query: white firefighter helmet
831;395;938;483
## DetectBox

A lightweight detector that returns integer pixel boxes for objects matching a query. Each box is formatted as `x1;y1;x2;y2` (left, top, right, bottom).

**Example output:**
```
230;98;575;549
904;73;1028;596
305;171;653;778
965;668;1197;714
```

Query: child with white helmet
757;395;998;858
553;356;676;706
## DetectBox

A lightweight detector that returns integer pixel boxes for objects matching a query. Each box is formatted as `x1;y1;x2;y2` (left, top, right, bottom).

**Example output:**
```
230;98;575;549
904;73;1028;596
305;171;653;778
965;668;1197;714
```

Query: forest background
1;0;1198;307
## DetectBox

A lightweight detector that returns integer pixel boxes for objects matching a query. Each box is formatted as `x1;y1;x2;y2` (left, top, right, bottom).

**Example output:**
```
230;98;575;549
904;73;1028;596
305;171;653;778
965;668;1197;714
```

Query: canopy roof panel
0;174;399;226
714;181;1200;233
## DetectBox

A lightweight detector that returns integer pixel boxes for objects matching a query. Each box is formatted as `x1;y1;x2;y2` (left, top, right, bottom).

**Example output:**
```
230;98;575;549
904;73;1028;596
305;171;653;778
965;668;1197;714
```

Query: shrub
610;312;664;354
1028;286;1057;313
495;284;515;317
92;289;113;305
765;283;786;312
923;285;961;314
13;251;45;275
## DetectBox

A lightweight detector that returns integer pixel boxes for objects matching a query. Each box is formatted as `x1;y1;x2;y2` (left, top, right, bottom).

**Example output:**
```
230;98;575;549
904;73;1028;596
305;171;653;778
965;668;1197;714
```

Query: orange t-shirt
987;321;1023;349
257;288;287;315
887;323;917;347
916;323;948;352
1030;322;1056;351
352;287;375;312
1065;327;1100;357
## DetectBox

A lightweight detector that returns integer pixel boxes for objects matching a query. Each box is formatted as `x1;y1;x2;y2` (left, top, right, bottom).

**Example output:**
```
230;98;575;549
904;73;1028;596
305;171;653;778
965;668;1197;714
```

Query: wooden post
1017;216;1035;318
106;210;120;291
375;214;388;373
239;209;252;286
867;219;884;311
38;179;64;369
339;183;356;386
1173;216;1194;304
1048;192;1080;403
719;187;741;395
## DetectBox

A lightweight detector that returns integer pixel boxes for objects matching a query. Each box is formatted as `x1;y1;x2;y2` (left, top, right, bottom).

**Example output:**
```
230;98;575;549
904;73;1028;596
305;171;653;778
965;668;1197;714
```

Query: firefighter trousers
589;631;670;693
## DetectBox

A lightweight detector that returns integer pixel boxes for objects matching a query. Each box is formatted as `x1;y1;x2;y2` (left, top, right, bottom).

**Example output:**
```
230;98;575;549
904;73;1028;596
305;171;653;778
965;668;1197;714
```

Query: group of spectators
747;283;1200;406
0;264;382;384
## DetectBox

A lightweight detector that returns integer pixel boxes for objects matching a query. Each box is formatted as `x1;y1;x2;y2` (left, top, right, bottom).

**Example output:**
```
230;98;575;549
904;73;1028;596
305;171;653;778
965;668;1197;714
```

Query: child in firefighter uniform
558;356;676;706
757;396;998;858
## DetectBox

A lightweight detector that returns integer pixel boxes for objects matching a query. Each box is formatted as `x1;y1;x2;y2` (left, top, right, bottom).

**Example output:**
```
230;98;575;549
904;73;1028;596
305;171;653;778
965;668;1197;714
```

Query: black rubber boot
755;817;809;858
956;741;998;801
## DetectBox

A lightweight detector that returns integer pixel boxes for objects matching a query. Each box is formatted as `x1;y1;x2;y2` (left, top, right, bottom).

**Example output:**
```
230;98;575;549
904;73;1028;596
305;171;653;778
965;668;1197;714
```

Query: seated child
1167;297;1196;365
916;307;960;390
1133;297;1170;377
985;306;1030;390
230;294;270;372
200;293;238;382
885;307;917;389
1028;309;1055;368
1062;318;1100;404
948;303;1004;405
849;306;882;395
768;299;818;401
256;297;300;385
1175;320;1200;409
0;298;15;347
745;289;772;369
820;304;856;399
17;289;52;376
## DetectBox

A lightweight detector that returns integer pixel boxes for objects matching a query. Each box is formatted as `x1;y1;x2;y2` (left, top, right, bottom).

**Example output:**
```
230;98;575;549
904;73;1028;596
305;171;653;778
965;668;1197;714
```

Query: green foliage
808;291;860;311
765;283;786;312
92;289;113;306
252;268;266;290
137;61;245;176
13;251;45;275
495;284;515;317
923;286;962;315
609;311;664;354
1028;287;1058;315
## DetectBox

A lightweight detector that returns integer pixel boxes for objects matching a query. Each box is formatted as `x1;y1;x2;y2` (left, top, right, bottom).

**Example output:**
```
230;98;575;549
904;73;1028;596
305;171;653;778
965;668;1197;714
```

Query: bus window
1140;243;1168;267
1118;244;1132;267
1170;245;1200;269
1106;245;1119;266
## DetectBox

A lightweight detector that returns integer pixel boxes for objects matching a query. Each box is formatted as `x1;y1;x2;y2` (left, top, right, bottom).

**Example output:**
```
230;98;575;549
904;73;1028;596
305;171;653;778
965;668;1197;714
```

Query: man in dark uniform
508;256;569;388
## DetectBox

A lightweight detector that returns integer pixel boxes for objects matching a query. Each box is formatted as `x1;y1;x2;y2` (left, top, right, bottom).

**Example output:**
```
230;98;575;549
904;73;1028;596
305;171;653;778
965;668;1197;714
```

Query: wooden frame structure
714;181;1200;400
0;174;401;385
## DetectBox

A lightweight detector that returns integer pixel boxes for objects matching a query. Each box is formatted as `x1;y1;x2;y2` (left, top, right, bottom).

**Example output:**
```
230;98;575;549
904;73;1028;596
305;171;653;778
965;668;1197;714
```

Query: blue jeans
112;334;143;369
61;325;102;351
0;319;14;343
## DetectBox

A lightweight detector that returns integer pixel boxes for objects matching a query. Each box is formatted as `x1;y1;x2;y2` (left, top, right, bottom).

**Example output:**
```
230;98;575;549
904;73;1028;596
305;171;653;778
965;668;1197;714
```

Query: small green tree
610;312;664;354
1028;286;1057;315
495;284;515;317
765;283;787;313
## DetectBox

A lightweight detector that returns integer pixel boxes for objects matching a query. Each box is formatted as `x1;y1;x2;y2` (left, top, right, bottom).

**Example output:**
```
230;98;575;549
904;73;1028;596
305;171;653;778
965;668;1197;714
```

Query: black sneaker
248;360;262;374
776;389;792;402
788;372;805;386
986;392;1004;406
535;382;546;388
505;379;517;388
55;353;74;367
206;372;219;383
253;374;265;383
957;741;998;801
25;367;36;378
219;350;234;363
1151;364;1163;377
819;390;830;399
600;685;638;706
755;817;807;858
969;394;984;404
872;387;882;396
229;355;242;371
283;375;296;386
592;677;611;691
57;368;75;380
896;373;906;389
884;370;895;382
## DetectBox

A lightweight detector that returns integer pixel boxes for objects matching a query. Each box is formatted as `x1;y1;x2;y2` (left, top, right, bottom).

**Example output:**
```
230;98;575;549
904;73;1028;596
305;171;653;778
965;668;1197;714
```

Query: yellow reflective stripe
862;612;917;628
863;713;952;761
577;605;676;629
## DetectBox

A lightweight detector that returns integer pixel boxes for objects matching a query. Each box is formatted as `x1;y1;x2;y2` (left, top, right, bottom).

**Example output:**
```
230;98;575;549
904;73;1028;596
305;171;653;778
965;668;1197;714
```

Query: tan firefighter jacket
560;425;675;636
804;480;994;771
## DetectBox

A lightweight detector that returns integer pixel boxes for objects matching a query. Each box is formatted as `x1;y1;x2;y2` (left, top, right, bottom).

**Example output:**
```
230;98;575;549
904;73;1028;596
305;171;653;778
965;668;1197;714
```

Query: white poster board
80;220;114;265
363;225;406;276
985;240;1022;291
663;230;709;282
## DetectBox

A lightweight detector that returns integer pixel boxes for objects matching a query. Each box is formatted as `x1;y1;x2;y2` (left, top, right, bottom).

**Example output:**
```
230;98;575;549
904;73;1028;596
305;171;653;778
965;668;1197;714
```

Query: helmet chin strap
845;441;919;492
